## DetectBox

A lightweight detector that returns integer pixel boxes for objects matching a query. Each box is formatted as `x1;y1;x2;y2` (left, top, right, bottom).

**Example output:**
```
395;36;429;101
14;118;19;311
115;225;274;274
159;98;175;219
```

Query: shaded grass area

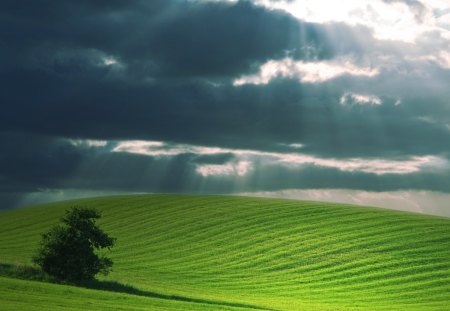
0;262;271;311
0;262;53;282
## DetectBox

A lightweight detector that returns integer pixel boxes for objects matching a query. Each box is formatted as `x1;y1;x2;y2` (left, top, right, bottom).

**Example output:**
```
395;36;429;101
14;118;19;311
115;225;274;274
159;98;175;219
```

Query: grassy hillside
0;195;449;310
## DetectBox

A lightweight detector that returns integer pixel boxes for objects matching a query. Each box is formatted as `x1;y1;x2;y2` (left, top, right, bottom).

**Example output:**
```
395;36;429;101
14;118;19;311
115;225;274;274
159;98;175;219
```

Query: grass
0;194;449;310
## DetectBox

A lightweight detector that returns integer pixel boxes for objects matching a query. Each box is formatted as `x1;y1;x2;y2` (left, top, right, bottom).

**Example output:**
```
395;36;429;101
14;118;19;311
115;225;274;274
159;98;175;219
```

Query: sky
1;0;450;216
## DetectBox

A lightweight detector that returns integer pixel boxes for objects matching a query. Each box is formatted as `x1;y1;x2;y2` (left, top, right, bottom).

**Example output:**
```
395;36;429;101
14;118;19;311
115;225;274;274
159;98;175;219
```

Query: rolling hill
0;194;449;310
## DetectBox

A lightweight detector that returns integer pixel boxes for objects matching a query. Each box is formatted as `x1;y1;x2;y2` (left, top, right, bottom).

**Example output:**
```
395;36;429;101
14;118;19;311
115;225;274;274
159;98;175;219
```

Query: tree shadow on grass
0;262;54;282
0;263;274;310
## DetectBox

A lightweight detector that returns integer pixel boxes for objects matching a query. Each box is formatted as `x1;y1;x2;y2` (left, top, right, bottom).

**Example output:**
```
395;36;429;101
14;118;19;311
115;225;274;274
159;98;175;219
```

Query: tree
33;207;116;282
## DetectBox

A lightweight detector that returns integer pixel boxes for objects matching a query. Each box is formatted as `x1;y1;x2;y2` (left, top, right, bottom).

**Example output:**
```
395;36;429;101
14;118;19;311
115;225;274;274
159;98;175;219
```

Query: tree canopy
33;207;115;282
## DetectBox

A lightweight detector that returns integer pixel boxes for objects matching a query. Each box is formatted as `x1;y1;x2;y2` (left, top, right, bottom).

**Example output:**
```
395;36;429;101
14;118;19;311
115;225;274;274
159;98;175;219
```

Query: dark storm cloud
3;72;449;159
0;132;85;210
0;0;332;79
0;0;343;148
0;133;84;192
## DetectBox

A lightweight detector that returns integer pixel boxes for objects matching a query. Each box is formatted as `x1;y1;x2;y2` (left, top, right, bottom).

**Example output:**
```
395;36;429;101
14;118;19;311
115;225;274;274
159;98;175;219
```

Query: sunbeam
1;0;450;215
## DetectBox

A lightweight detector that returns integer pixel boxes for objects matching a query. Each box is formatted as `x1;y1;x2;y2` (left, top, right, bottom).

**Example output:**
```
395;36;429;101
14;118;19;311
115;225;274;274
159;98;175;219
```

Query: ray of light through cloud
2;0;450;216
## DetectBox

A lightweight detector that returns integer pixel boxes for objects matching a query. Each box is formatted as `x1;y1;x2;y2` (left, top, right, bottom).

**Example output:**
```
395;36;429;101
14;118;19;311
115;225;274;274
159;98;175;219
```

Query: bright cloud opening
196;161;252;177
112;140;227;157
233;58;379;85
194;0;450;43
70;139;108;148
102;56;119;66
340;92;382;106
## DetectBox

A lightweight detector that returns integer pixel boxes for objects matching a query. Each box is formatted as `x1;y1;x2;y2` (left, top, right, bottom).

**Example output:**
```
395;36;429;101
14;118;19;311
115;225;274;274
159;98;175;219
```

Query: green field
1;195;449;310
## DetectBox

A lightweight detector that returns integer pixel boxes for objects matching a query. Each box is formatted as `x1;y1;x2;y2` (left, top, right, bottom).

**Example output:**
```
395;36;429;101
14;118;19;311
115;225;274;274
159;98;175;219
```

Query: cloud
196;161;252;177
382;0;427;22
233;57;379;85
0;133;85;192
340;93;382;106
2;70;450;158
206;0;447;42
111;139;448;175
417;51;450;69
69;139;109;148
